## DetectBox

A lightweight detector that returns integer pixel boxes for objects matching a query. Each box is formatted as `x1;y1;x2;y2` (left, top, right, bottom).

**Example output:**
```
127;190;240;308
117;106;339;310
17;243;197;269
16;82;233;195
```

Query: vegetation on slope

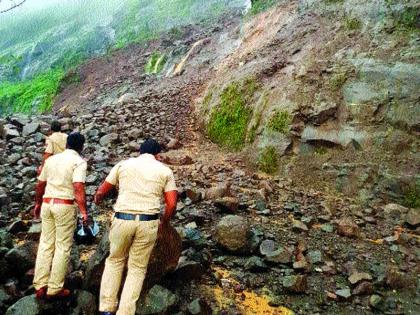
0;69;64;113
207;78;258;150
0;0;247;113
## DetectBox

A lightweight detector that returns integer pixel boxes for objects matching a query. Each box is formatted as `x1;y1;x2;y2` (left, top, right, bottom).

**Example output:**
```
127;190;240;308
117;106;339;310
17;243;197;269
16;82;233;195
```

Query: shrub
258;146;278;174
207;79;257;150
267;110;291;134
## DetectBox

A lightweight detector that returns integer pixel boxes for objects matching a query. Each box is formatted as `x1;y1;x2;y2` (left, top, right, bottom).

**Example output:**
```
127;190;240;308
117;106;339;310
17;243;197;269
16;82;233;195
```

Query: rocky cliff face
196;0;419;207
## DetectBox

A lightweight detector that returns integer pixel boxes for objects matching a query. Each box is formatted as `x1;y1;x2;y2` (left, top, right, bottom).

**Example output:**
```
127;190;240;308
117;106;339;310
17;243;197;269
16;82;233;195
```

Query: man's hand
82;213;89;226
94;181;115;205
73;182;88;226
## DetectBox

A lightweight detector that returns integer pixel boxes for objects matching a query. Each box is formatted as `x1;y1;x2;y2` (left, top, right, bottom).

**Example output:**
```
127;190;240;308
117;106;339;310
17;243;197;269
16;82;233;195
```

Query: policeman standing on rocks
38;120;68;173
32;132;88;299
95;138;178;315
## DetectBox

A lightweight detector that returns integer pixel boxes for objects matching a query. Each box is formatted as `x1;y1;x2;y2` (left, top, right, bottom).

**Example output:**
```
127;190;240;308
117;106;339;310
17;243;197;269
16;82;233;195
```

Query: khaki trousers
33;202;76;295
99;217;159;315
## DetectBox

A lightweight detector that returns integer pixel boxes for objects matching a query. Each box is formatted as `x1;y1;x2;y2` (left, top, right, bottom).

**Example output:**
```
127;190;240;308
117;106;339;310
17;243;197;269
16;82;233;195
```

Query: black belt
115;212;159;221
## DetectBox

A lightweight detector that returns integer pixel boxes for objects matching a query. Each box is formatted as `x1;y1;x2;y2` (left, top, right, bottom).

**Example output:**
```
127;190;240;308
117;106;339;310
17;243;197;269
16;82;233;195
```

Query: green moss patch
258;146;279;174
267;110;291;134
344;17;361;30
403;180;420;208
207;79;258;150
249;0;277;15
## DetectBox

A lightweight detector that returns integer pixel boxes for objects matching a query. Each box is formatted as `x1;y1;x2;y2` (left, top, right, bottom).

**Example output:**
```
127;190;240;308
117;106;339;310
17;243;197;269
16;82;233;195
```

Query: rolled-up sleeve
73;161;87;183
105;162;121;186
45;137;53;154
38;162;48;181
164;170;177;192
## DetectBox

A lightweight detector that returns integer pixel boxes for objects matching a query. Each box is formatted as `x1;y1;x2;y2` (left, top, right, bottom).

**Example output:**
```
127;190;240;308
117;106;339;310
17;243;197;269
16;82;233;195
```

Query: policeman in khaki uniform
32;132;88;299
38;120;68;174
95;138;178;315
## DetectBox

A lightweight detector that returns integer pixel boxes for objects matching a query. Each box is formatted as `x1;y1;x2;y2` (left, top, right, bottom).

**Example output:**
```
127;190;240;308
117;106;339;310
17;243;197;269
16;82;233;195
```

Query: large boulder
214;215;252;254
84;224;181;292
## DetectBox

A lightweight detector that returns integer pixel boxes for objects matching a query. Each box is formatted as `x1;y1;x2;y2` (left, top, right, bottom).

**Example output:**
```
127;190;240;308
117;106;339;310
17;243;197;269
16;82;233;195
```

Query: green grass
344;17;362;30
403;180;420;208
267;110;291;134
0;68;65;113
329;72;348;91
258;146;278;174
249;0;277;15
144;51;168;74
207;78;258;150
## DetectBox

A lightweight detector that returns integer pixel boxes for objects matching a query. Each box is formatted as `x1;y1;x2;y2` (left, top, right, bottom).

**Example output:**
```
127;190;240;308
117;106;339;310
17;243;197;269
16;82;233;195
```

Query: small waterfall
20;50;33;80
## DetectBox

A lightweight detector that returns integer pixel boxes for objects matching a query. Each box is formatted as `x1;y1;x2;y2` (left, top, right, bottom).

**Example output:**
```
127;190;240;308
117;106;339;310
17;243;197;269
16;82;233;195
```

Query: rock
136;285;178;315
5;241;37;276
0;189;10;207
301;124;366;148
118;93;137;105
282;275;307;293
0;231;13;248
2;126;20;140
352;281;373;295
7;220;28;234
70;290;97;315
385;267;407;289
292;219;308;232
0;287;11;311
307;250;322;264
369;294;384;310
205;182;230;200
22;123;40;137
187;298;210;315
259;240;292;264
335;288;352;300
167;138;181;150
337;218;360;238
293;259;309;271
5;291;95;315
214;215;251;254
214;197;239;213
173;259;205;282
404;209;420;228
27;223;42;240
84;224;181;292
244;256;268;272
99;133;119;146
321;224;334;233
348;272;372;285
185;189;202;203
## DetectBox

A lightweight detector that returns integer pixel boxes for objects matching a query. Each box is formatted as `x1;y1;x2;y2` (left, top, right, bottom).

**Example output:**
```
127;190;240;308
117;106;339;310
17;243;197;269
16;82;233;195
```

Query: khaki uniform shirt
45;132;68;155
106;154;177;214
38;149;87;200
